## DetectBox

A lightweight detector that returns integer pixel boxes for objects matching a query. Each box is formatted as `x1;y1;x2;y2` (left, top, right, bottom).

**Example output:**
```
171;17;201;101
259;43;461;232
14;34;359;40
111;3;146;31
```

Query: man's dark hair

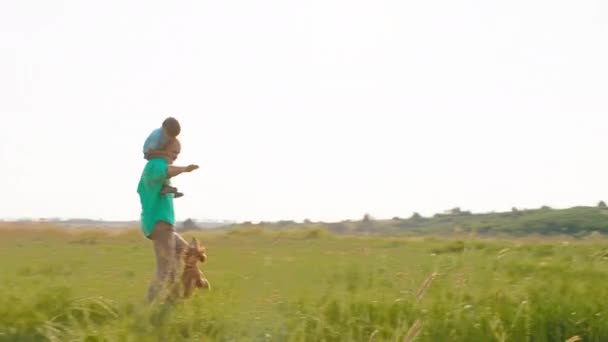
162;117;181;137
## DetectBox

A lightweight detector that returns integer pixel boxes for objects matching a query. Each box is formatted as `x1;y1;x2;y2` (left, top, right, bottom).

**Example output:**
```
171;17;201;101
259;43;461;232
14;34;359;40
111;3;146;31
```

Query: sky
1;0;608;223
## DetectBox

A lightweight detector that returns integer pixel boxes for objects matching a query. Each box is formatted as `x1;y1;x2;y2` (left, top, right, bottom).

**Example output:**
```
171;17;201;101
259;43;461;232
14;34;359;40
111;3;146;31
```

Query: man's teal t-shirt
137;158;174;237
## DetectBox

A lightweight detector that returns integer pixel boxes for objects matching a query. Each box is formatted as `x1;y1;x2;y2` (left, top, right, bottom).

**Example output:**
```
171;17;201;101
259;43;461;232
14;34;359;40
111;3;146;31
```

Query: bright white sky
1;0;607;223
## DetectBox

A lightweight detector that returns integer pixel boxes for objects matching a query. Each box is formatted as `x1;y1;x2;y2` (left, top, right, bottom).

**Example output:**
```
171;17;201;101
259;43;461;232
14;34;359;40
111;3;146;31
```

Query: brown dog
181;237;211;298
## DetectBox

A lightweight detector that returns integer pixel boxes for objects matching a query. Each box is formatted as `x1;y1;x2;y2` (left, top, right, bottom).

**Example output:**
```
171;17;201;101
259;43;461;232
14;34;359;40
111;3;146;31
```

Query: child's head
162;117;181;138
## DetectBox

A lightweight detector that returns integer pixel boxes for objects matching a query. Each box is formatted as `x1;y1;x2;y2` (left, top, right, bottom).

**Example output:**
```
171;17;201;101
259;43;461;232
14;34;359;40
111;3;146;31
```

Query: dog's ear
189;237;198;248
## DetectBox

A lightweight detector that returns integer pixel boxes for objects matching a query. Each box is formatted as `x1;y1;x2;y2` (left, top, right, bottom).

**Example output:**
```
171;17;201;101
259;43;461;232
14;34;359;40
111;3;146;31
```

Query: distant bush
226;226;266;236
284;227;331;240
430;240;465;254
303;227;328;239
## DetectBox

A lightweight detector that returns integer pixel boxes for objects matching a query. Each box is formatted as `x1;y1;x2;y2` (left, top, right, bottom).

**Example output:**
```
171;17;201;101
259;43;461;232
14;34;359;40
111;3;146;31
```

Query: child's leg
159;180;184;198
159;182;178;195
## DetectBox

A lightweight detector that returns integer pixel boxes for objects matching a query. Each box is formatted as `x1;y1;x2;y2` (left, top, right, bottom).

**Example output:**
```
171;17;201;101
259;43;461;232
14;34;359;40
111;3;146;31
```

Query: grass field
1;225;607;341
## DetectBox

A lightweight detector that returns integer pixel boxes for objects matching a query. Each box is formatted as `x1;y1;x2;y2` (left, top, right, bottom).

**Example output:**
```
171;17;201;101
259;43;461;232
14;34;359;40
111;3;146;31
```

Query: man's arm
145;149;170;160
167;164;199;178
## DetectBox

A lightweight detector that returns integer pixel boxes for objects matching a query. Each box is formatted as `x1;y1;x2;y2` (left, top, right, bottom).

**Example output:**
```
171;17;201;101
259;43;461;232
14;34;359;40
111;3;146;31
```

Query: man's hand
167;164;199;177
185;164;199;172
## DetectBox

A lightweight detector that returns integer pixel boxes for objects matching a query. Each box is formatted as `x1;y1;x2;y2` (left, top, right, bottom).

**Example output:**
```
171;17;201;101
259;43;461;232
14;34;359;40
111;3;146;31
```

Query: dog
181;237;211;298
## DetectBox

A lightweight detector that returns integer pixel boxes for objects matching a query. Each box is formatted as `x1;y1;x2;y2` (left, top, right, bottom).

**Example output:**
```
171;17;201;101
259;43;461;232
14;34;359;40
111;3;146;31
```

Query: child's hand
185;164;199;172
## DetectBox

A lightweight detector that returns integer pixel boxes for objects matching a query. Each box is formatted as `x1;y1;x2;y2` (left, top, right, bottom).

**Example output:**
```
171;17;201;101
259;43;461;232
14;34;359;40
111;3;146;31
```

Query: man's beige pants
146;221;188;302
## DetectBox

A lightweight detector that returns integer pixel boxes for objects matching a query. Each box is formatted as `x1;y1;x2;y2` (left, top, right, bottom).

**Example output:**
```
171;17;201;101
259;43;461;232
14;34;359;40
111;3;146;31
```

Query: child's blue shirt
142;128;167;155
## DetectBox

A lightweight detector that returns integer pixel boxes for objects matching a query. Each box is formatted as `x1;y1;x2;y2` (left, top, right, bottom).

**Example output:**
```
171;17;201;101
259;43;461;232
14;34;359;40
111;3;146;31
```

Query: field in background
225;206;608;238
1;225;608;341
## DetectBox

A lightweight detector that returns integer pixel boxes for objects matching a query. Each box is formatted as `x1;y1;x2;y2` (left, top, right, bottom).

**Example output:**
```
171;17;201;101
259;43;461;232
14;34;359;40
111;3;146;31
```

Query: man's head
162;117;181;138
164;138;181;164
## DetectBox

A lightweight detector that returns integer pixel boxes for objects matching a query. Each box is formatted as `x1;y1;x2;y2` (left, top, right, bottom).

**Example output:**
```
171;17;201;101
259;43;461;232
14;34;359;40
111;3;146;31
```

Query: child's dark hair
162;117;181;137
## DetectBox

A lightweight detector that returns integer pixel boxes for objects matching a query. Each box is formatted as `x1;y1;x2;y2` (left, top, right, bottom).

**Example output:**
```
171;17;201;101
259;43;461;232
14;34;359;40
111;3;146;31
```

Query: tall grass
1;226;607;341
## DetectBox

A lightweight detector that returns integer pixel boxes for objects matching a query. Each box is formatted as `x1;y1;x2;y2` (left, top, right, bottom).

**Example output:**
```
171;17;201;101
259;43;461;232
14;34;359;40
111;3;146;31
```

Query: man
136;138;199;302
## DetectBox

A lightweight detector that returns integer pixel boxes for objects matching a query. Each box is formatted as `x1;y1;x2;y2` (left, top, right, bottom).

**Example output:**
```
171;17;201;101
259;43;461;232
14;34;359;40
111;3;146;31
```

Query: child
143;117;184;198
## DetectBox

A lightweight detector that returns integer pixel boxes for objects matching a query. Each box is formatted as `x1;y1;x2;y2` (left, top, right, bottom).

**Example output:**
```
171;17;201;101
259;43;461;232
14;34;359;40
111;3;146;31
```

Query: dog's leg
185;276;197;298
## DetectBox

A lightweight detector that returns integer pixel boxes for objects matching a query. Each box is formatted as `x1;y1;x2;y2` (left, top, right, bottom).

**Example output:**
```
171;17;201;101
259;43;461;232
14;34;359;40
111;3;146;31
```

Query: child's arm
145;148;170;160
